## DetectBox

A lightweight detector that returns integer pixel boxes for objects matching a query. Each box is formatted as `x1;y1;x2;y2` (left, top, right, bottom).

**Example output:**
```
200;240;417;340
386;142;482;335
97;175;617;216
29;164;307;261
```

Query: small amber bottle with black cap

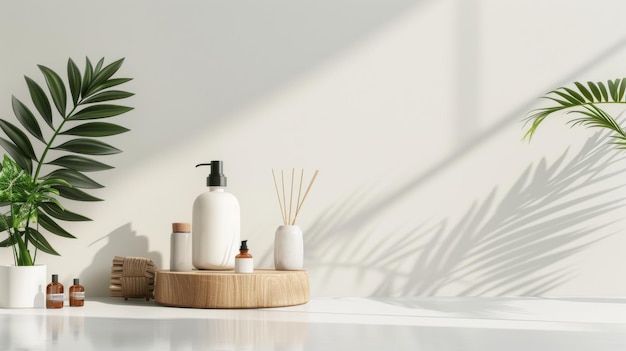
235;240;253;273
69;278;85;307
46;274;64;309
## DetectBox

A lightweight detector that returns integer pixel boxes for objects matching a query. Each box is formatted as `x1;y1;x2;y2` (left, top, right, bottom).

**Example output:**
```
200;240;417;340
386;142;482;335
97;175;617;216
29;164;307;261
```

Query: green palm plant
0;57;133;266
524;78;626;146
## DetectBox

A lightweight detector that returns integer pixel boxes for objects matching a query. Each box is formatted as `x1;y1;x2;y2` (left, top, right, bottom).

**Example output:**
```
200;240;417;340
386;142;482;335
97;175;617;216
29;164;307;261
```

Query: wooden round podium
154;269;309;309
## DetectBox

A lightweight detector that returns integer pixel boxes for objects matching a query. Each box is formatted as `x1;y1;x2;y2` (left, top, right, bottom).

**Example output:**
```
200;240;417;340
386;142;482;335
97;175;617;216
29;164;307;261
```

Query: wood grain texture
154;269;309;308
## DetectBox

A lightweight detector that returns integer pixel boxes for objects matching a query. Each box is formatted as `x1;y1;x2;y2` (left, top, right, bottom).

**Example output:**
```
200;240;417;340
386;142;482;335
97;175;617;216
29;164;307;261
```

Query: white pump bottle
192;161;240;270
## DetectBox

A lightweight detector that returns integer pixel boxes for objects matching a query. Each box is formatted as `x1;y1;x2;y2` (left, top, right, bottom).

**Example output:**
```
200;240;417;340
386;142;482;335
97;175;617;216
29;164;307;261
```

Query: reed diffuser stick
294;169;304;223
288;168;295;225
272;169;286;225
281;170;287;225
292;169;319;225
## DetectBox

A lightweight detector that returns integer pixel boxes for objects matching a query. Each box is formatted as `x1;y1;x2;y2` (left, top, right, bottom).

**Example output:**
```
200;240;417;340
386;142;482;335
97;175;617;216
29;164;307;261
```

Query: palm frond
523;78;626;147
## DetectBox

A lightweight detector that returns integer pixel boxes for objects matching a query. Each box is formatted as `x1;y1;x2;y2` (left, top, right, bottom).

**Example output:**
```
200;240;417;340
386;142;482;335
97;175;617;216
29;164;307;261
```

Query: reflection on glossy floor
1;297;626;350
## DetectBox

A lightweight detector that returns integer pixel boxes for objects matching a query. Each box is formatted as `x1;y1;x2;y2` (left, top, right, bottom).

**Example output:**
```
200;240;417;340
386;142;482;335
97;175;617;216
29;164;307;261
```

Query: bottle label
47;293;64;301
235;258;254;273
71;291;85;300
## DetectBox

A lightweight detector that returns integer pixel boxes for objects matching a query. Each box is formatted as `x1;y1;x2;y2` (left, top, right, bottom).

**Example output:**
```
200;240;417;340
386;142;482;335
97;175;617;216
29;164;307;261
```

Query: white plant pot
274;225;304;270
0;264;47;308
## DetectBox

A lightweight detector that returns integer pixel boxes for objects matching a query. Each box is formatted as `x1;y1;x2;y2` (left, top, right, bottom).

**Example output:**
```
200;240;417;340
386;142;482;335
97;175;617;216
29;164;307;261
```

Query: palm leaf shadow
305;130;626;296
302;37;626;296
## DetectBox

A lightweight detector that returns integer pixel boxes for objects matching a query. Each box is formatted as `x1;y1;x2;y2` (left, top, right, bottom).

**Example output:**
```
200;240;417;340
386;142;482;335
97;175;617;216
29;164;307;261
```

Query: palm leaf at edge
523;79;626;143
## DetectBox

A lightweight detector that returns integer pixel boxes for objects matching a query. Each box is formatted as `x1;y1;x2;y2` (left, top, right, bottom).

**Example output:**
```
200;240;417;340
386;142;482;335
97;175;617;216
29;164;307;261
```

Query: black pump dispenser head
240;240;248;251
196;161;227;187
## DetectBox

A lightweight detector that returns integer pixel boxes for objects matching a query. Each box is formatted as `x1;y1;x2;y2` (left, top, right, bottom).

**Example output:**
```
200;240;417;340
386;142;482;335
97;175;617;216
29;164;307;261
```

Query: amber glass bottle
235;240;253;273
46;274;64;309
69;278;85;307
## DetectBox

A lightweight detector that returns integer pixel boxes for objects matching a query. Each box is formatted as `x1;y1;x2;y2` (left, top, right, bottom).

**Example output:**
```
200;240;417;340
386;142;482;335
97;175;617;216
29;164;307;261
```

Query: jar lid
172;222;191;233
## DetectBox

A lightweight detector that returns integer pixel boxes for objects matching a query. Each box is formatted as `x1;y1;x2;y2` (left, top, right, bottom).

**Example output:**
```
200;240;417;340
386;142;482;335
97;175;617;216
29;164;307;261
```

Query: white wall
2;0;626;297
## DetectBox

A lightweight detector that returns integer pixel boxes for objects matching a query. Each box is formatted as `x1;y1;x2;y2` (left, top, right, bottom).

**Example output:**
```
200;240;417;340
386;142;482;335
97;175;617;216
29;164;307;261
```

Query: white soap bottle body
192;187;240;270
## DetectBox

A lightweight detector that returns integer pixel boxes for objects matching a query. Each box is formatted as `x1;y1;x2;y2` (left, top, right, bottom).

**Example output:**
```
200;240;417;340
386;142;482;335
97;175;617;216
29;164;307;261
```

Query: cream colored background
1;0;626;297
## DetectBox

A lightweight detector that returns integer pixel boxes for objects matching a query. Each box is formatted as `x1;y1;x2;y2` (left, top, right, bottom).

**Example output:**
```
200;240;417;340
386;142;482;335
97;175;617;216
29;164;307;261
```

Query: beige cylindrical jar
170;222;193;272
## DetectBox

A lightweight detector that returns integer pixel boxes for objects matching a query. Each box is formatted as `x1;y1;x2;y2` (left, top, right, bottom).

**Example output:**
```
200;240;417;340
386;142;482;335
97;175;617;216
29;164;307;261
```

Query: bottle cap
240;240;248;250
52;274;58;282
195;161;227;187
73;278;79;285
172;223;191;233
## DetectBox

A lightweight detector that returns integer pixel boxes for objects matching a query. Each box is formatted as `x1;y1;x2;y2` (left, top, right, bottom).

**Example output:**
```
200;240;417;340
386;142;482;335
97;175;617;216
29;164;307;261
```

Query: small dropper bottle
235;240;253;273
69;278;85;307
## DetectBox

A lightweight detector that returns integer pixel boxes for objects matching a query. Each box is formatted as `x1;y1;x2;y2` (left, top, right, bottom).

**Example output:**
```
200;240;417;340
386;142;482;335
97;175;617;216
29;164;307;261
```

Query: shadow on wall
79;223;162;298
300;35;626;296
305;130;626;296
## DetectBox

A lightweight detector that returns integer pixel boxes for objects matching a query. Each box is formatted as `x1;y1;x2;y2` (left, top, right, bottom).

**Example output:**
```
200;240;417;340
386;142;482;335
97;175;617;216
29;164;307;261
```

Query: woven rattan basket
110;256;156;300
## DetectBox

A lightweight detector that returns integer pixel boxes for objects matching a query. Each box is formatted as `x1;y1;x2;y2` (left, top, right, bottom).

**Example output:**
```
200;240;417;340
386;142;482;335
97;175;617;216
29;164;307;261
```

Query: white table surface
1;296;626;350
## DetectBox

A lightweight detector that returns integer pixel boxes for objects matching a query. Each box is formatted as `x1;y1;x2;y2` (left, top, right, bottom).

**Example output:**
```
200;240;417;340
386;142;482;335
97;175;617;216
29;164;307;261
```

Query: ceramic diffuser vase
274;225;303;270
272;169;318;271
